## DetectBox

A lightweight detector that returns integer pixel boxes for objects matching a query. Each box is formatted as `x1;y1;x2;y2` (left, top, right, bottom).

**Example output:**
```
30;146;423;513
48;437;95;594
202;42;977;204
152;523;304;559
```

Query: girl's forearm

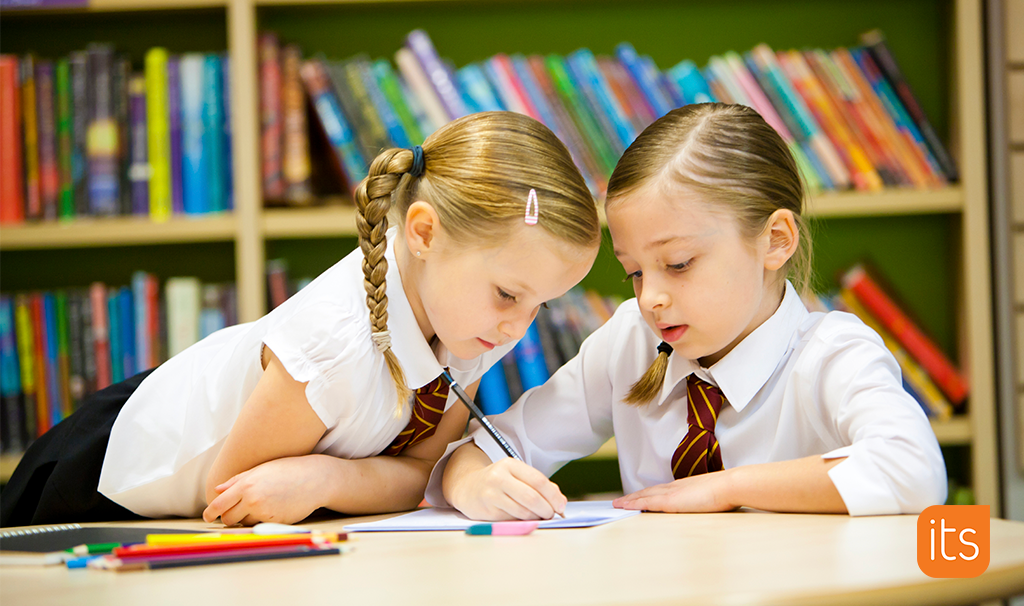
309;453;438;514
723;455;848;514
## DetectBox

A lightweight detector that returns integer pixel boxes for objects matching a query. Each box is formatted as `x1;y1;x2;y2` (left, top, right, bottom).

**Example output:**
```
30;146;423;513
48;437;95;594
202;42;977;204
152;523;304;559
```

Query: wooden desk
2;510;1023;606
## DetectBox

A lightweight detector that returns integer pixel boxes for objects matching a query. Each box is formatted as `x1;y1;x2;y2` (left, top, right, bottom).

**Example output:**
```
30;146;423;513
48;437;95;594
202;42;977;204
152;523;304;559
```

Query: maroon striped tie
383;373;450;456
671;375;725;478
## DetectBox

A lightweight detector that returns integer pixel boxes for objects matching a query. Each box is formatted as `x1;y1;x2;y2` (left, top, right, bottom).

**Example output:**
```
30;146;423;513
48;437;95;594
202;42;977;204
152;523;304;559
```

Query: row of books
264;28;956;203
816;264;970;420
0;46;234;225
476;288;623;416
0;276;237;454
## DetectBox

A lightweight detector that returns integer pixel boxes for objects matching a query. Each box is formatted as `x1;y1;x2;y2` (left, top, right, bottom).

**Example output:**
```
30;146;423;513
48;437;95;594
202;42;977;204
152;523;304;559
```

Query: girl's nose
637;276;670;313
498;307;539;342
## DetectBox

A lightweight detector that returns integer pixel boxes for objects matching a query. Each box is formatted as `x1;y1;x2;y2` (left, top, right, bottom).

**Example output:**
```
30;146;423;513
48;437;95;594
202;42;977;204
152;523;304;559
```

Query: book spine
36;60;60;221
340;57;392;159
221;54;233;211
405;29;466;120
0;295;23;453
146;47;172;221
118;286;135;379
615;43;671;118
199;284;226;339
837;289;952;420
567;49;635;152
860;29;958;181
485;54;538;119
357;58;411;149
113;56;132;215
147;274;160;367
666;59;716;105
128;75;150;215
477;364;512;416
325;60;374;165
266;258;290;310
90;282;111;390
258;32;285;202
721;51;794;142
179;54;207;214
373;59;425;145
842;265;968;405
280;45;312;203
80;290;95;396
0;55;24;224
512;320;549;394
107;292;122;384
166;277;201;358
563;53;626;158
69;51;89;216
299;58;366;190
55;59;75;219
598;57;653;130
66;290;85;408
54;291;72;419
132;271;151;373
167;56;184;215
203;55;226;213
42;293;61;431
86;45;120;215
22;56;41;220
393;47;447;133
13;295;37;441
545;55;617;174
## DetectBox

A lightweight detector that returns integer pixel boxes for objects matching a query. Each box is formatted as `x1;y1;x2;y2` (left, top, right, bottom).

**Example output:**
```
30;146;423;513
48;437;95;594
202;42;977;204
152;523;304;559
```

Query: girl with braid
1;111;600;527
429;104;946;520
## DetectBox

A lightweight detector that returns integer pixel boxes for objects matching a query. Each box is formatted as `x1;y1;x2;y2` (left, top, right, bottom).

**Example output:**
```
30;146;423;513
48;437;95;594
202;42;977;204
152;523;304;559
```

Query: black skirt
0;369;155;527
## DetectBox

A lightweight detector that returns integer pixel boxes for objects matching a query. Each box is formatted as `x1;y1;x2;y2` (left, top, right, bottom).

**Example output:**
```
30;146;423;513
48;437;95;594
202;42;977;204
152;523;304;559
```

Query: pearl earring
415;251;421;257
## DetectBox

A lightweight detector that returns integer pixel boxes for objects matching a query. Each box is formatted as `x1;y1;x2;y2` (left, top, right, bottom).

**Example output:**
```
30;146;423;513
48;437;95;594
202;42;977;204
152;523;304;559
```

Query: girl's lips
477;338;496;351
660;324;688;343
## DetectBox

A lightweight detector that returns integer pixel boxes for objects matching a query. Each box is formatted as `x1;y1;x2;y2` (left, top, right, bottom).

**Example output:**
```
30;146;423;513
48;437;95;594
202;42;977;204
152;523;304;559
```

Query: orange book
831;49;932;189
803;49;908;188
30;294;51;436
779;50;882;192
0;55;24;224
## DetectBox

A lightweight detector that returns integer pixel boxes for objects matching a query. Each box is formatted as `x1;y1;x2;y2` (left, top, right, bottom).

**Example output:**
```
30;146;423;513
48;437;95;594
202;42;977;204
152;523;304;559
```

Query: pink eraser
466;521;540;536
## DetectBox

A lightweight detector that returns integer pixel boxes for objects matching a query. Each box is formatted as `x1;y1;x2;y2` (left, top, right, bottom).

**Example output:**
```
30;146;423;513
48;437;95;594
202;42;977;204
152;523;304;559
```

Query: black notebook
0;524;208;553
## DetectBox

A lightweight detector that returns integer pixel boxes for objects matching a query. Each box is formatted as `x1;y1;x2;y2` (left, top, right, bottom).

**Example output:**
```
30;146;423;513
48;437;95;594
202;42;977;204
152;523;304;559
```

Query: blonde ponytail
624;342;673;406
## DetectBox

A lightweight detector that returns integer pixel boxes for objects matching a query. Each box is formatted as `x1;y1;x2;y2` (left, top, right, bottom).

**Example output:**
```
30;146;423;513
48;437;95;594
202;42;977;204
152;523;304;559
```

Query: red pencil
114;534;342;558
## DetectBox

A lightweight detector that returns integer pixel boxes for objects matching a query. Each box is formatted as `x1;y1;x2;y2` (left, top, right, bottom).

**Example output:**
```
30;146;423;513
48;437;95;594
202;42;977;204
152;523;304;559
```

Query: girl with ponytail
2;111;600;527
434;103;946;521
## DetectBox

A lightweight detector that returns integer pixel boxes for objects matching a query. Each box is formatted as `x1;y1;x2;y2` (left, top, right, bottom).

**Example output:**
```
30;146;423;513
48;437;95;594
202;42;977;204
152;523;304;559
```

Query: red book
258;32;285;202
487;54;540;120
0;55;24;224
147;274;161;369
90;282;112;391
841;265;969;405
30;294;51;436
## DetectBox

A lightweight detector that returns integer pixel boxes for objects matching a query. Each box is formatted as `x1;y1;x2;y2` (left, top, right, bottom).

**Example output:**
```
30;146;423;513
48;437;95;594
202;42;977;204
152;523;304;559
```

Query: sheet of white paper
343;500;639;532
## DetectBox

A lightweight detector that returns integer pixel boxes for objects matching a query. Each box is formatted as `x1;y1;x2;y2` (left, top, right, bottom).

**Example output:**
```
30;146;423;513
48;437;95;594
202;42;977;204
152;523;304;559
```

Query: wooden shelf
806;186;963;218
0;214;237;250
263;204;359;239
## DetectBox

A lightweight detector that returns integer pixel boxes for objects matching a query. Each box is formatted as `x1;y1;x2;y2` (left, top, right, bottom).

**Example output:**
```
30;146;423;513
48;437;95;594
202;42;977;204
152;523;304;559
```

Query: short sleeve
262;301;386;428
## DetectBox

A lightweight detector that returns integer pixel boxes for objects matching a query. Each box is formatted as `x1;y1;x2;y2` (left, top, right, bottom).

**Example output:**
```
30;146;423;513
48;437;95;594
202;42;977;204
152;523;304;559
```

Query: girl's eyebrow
613;234;699;257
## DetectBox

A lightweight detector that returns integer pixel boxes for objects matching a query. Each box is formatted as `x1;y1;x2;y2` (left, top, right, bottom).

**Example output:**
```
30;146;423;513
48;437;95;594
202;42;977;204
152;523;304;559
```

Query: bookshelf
0;0;998;512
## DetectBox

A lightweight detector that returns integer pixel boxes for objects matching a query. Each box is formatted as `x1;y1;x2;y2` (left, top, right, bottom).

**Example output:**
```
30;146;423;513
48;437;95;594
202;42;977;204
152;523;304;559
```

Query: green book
545;55;617;175
55;59;75;220
373;59;424;145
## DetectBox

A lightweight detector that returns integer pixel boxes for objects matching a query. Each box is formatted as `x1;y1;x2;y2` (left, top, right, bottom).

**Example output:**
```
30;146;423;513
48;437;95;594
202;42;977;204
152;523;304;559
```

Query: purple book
128;75;149;215
167;56;184;215
86;44;120;215
35;60;60;221
405;29;467;121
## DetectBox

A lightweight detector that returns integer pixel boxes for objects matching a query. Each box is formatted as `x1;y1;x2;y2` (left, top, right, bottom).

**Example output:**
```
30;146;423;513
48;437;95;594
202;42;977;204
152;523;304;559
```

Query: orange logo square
917;505;990;578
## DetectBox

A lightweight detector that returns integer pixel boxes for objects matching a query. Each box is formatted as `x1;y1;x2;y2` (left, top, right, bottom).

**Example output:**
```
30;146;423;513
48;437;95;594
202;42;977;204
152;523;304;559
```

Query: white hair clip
525;189;539;226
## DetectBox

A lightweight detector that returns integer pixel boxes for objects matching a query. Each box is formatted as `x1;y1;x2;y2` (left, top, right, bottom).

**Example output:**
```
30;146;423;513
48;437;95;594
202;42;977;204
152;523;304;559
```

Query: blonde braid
354;148;415;412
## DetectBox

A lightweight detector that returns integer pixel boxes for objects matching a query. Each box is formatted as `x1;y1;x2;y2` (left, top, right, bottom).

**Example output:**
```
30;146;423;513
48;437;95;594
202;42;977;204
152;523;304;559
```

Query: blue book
107;293;123;384
221;54;234;211
456;63;505;112
42;293;63;428
356;59;411;149
179;54;208;214
564;52;626;155
167;55;184;215
667;59;716;105
567;49;635;151
616;43;672;118
118;286;135;379
132;271;149;374
300;59;367;188
203;55;226;213
0;295;23;453
477;364;513;416
512;320;549;394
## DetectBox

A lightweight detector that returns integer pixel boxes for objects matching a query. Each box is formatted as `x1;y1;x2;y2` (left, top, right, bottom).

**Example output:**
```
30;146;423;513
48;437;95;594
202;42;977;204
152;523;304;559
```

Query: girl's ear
404;201;441;255
763;209;799;271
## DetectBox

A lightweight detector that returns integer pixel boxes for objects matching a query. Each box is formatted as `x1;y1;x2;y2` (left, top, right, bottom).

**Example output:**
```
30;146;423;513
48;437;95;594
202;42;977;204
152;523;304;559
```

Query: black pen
439;369;565;519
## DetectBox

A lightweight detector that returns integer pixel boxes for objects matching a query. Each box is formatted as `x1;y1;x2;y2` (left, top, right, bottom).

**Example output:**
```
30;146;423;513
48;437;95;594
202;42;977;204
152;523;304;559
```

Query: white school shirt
426;281;947;516
99;228;516;518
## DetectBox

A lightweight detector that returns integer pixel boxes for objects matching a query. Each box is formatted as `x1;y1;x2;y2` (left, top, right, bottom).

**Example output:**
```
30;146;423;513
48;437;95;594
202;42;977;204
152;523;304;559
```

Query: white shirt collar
657;281;809;412
383;228;445;389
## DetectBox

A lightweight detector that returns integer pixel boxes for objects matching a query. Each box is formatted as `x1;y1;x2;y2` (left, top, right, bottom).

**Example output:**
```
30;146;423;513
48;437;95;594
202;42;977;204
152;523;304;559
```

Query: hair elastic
409;145;425;177
657;341;673;356
525;189;539;225
372;330;392;353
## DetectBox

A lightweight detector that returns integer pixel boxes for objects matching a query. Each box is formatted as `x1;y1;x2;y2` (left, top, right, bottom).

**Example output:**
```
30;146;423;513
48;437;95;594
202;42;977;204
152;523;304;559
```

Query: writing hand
451;457;567;521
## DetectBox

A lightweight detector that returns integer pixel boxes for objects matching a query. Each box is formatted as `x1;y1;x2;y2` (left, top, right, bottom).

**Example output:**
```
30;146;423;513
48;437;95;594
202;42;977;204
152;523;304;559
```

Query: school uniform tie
671;375;725;478
383;372;450;456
